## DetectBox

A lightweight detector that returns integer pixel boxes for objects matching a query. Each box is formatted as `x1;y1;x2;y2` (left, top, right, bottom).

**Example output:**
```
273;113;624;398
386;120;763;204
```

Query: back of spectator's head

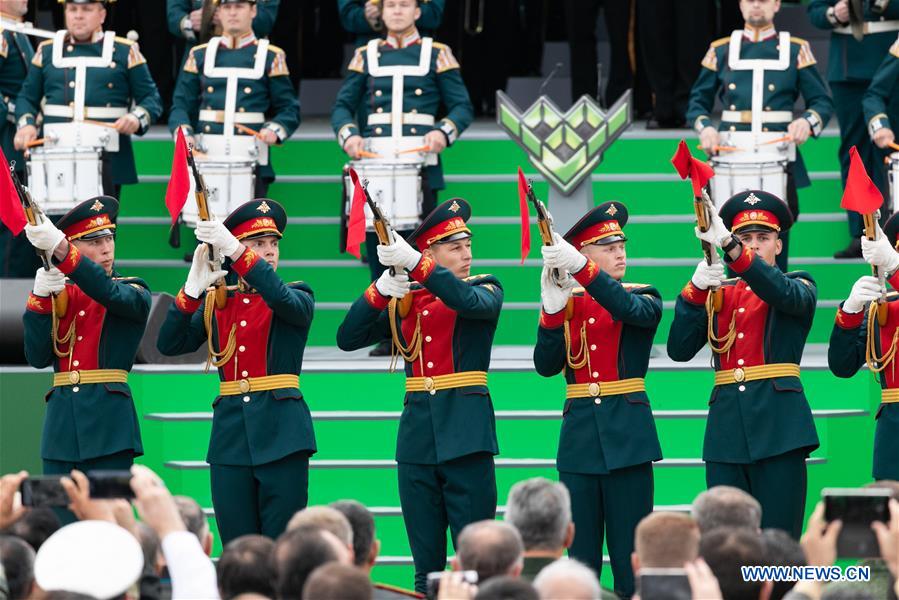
0;535;35;600
34;521;143;600
454;520;524;583
532;559;600;600
692;486;762;534
632;512;700;572
474;575;539;600
134;523;162;576
699;527;771;600
330;499;379;570
865;480;899;500
302;563;372;600
761;529;805;600
287;506;354;551
5;507;60;551
217;534;276;600
272;525;351;599
174;495;212;555
41;592;99;600
505;478;573;554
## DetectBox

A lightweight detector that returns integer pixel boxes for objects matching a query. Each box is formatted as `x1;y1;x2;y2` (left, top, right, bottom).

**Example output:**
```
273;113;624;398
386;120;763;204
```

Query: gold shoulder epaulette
267;43;285;54
463;273;490;281
432;41;447;49
790;36;808;45
711;36;730;48
114;36;135;46
191;42;209;53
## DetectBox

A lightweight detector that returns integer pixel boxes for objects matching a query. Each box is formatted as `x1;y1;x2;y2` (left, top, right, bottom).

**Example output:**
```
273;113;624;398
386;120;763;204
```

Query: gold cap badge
257;201;271;214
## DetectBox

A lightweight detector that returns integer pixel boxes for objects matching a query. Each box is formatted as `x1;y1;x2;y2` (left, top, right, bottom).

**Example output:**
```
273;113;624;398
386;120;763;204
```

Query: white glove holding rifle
843;275;882;314
33;267;66;297
375;269;412;299
195;221;242;259
377;234;422;271
540;266;576;314
184;244;227;299
861;222;899;274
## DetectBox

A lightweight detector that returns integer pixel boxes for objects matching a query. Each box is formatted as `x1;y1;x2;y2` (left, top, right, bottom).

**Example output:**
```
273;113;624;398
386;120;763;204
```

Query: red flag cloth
841;145;883;214
165;128;190;224
346;168;366;259
517;167;531;264
671;139;714;196
0;147;25;235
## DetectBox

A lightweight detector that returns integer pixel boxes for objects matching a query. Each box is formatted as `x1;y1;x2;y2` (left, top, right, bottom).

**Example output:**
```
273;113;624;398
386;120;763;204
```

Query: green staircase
112;124;879;588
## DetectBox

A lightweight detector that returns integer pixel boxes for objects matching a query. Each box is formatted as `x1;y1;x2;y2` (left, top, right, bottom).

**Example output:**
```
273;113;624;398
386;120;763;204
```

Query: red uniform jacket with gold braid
23;244;150;462
156;247;316;467
667;248;820;463
828;271;899;480
533;262;663;475
336;259;503;465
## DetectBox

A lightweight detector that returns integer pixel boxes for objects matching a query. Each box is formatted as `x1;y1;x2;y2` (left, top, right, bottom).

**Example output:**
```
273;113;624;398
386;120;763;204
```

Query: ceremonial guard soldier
22;197;150;476
828;212;899;481
0;0;36;276
336;199;502;593
688;0;833;272
169;0;300;200
13;0;162;200
156;199;316;545
167;0;279;54
337;0;444;45
667;190;819;538
864;38;899;153
534;202;662;599
809;0;899;258
331;0;473;280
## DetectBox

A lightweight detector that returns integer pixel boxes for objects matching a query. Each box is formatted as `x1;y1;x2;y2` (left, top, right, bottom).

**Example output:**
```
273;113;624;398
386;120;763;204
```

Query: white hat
34;520;144;599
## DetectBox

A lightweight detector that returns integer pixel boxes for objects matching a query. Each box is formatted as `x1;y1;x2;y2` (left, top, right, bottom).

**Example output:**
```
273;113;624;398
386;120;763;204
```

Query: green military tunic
863;37;899;139
0;21;35;277
166;0;279;58
168;32;300;183
337;0;445;46
23;246;150;470
687;26;833;189
15;31;163;187
331;29;474;191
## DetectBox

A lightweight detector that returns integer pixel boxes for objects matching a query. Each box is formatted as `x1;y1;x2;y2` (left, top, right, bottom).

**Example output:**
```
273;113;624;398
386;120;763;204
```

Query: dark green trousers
560;462;654;600
43;449;135;525
398;452;497;593
706;447;808;538
210;451;310;545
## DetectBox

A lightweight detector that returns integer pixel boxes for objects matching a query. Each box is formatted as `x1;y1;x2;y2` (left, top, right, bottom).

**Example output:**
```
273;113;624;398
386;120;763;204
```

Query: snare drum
345;160;423;231
197;134;268;166
26;147;104;214
181;159;256;225
44;122;119;153
710;152;788;208
887;152;899;213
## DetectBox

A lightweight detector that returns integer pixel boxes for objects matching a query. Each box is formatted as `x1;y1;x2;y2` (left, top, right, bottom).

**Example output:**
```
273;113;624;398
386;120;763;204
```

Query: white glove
374;269;411;299
376;235;422;271
541;232;588;274
843;275;882;314
24;220;65;252
184;244;227;299
690;260;726;291
33;267;65;297
861;225;899;273
194;221;242;258
695;210;731;248
540;266;576;314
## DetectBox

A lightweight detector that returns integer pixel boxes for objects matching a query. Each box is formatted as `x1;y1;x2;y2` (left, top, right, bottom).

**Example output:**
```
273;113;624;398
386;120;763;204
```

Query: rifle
522;176;567;286
863;211;890;327
11;165;68;317
186;145;227;310
198;0;216;43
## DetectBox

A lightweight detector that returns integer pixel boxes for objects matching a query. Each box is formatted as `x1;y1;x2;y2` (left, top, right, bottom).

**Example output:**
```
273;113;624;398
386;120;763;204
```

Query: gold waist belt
406;371;488;394
566;378;646;399
219;374;300;395
53;369;128;387
714;363;800;386
882;389;899;404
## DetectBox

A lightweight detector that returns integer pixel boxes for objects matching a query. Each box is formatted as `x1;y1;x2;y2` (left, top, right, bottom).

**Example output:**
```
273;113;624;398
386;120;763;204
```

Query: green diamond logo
496;91;632;194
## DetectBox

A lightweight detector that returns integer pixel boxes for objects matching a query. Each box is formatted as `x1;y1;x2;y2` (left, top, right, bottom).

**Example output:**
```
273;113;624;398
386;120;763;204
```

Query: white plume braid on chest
203;37;269;143
366;37;433;143
51;30;115;122
727;30;791;136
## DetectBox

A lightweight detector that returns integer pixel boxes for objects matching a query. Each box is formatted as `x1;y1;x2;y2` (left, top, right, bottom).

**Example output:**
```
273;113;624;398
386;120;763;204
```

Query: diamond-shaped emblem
496;90;632;195
257;201;271;214
606;204;618;216
90;199;104;212
449;200;460;213
744;193;761;206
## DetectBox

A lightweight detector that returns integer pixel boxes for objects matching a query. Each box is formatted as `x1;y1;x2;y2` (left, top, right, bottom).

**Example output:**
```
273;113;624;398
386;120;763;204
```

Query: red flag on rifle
517;167;531;264
840;145;883;214
165;128;190;224
0;147;26;235
671;139;714;196
346;168;366;259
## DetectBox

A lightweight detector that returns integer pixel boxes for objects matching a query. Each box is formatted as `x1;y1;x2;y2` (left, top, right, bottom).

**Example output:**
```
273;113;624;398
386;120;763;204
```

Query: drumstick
234;123;265;141
888;142;899;153
758;135;792;146
357;150;381;159
397;145;431;155
82;119;119;130
695;144;742;153
25;138;45;148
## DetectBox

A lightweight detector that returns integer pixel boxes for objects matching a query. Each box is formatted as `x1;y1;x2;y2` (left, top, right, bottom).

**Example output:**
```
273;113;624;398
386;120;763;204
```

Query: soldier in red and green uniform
22;197;150;476
533;202;662;599
336;198;502;593
829;212;899;481
156;199;316;544
667;190;819;538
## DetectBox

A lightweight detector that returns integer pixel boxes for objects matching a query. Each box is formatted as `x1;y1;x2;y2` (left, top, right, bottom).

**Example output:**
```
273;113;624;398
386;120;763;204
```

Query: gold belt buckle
587;382;600;397
423;377;435;391
69;371;80;384
238;379;251;393
740;110;752;123
733;367;746;383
